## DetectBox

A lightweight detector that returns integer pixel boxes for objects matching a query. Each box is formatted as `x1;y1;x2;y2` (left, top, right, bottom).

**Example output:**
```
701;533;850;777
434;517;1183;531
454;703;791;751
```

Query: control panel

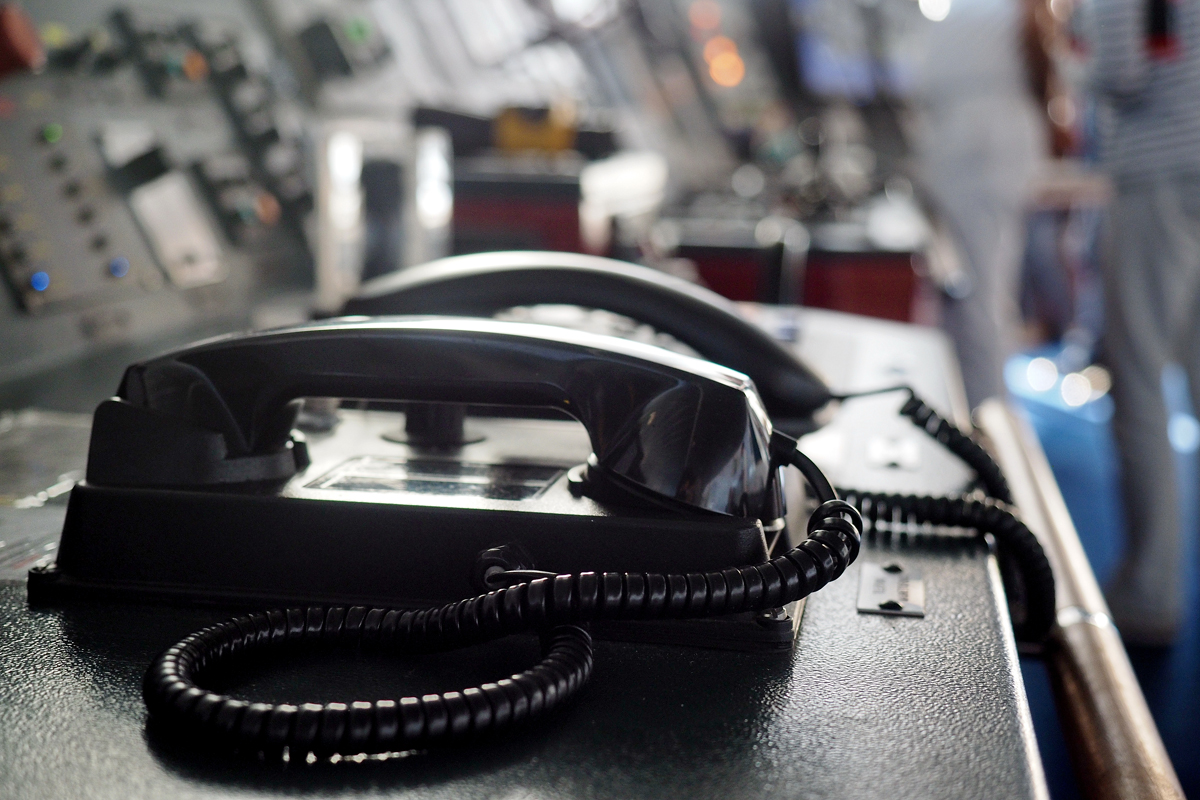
0;1;310;385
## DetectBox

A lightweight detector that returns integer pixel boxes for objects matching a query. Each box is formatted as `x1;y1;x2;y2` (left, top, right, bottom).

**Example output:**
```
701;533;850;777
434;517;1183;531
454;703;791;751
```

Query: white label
129;171;224;288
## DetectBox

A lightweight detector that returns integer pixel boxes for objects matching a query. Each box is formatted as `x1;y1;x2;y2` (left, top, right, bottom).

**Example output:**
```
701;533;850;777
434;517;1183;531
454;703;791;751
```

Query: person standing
1084;0;1200;644
916;0;1050;409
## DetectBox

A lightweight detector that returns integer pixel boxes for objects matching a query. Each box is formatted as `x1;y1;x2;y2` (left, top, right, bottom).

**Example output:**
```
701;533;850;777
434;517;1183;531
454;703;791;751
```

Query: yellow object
493;105;577;154
40;23;69;49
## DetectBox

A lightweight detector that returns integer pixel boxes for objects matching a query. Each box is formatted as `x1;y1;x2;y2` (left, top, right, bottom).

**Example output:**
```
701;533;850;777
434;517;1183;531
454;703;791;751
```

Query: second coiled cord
838;489;1055;642
831;385;1014;503
832;386;1053;640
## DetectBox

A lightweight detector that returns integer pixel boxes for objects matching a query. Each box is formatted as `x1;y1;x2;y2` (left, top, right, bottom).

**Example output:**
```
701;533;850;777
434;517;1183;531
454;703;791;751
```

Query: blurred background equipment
3;0;944;405
0;0;311;395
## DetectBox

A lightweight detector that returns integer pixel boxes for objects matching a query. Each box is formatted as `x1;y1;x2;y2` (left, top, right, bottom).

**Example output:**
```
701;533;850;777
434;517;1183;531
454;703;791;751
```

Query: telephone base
32;412;798;652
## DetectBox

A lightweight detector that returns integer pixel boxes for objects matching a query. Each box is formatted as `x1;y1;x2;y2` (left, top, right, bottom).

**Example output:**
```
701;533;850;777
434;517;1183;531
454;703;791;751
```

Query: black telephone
33;251;1055;758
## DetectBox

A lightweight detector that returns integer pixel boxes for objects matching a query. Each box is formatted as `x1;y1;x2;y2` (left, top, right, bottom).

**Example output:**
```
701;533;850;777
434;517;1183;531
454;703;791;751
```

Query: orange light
182;50;209;82
703;35;736;63
708;51;744;87
254;192;282;226
688;0;721;31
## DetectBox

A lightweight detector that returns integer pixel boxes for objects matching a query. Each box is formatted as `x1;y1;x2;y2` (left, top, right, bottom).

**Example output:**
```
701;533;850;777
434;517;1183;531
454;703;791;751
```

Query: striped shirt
1082;0;1200;176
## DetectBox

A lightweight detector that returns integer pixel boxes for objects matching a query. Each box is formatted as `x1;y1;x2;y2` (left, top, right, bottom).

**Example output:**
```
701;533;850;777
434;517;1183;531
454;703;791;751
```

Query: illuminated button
107;256;129;278
181;50;208;82
344;18;371;43
38;122;63;144
29;270;48;291
40;22;68;50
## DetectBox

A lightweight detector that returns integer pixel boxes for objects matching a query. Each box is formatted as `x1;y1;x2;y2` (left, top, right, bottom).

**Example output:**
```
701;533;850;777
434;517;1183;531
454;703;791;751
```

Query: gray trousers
1104;171;1200;640
921;94;1043;408
938;187;1028;408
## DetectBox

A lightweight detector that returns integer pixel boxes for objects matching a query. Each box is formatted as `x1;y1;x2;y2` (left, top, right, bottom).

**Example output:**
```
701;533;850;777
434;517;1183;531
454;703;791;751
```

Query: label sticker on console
306;457;564;501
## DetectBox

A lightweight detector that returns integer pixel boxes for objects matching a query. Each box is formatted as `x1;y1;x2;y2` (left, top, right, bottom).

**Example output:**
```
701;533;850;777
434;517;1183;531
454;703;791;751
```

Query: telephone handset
342;251;831;432
342;250;1016;520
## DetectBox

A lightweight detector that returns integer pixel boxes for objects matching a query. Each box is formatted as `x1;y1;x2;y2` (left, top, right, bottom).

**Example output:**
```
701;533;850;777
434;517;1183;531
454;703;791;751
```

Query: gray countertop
0;528;1042;799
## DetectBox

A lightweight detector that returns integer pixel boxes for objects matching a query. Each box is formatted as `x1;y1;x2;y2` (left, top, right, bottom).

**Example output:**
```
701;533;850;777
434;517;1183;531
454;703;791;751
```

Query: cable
830;386;1051;639
838;489;1055;642
145;616;595;756
897;393;1013;504
143;454;863;756
832;386;1013;504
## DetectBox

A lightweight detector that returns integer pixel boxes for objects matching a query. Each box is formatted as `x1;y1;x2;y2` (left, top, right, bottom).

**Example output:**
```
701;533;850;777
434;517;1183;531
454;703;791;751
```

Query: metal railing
975;400;1185;800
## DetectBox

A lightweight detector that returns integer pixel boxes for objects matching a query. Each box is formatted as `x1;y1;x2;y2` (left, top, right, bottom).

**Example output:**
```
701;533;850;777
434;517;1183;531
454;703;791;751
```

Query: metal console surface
0;308;1047;799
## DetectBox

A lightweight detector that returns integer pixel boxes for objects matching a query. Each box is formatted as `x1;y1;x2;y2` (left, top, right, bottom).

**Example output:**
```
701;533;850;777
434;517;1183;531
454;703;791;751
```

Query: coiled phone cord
838;490;1055;642
830;385;1013;504
144;445;861;756
829;386;1050;640
144;390;1055;756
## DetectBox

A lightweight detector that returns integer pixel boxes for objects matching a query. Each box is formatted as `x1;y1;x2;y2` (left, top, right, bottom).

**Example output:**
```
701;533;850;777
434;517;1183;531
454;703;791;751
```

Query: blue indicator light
108;256;130;278
29;271;49;292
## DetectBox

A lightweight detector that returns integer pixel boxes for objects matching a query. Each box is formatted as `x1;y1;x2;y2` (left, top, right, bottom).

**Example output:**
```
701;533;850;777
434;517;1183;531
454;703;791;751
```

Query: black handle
343;252;831;427
88;317;775;517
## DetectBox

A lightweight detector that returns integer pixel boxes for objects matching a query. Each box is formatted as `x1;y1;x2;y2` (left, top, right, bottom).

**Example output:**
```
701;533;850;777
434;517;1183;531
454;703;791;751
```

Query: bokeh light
1026;357;1058;392
688;0;721;31
919;0;952;21
703;35;736;64
709;51;745;87
1060;372;1092;407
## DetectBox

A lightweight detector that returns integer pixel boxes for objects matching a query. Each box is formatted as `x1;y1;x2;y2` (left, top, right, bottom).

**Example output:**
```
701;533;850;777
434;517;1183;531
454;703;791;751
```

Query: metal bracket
857;562;925;617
